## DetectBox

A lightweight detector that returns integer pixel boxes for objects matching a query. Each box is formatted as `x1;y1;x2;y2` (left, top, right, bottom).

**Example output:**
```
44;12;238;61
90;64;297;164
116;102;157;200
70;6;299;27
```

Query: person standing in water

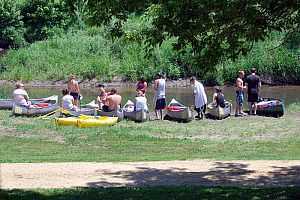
190;76;207;119
67;75;80;107
245;68;261;115
154;73;166;120
235;70;246;117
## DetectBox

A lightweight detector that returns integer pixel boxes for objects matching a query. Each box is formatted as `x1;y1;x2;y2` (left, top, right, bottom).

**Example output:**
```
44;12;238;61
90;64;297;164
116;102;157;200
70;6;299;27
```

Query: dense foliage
0;0;299;84
0;0;25;48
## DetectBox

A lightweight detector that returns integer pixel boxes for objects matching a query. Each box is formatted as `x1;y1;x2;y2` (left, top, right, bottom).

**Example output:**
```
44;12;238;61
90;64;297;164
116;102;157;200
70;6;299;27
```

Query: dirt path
1;160;300;189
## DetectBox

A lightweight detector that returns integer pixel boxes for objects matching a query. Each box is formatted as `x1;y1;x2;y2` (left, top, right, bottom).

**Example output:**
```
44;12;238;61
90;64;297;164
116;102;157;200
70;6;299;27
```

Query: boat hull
55;116;118;128
124;110;149;122
206;102;232;120
256;98;284;117
165;107;193;122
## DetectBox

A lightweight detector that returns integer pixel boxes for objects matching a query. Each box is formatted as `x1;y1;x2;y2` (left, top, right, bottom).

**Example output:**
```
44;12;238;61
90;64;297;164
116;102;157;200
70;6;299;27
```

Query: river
0;85;299;108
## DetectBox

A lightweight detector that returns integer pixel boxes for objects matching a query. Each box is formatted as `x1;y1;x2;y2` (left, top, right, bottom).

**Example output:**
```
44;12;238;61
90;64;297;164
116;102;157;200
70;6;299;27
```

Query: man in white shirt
13;82;31;107
154;73;166;120
190;77;207;119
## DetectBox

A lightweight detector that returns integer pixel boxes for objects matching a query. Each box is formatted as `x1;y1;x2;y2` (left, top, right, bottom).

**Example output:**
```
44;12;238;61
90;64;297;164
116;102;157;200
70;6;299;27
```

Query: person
245;68;261;115
135;90;148;112
235;70;247;116
136;77;148;94
67;75;80;107
212;86;225;108
190;76;207;119
154;73;166;120
96;84;107;108
102;88;122;112
13;82;31;107
61;89;78;111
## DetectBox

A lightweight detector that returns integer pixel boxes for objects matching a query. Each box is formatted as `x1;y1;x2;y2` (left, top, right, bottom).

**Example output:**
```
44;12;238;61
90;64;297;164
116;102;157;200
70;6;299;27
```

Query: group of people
12;69;261;119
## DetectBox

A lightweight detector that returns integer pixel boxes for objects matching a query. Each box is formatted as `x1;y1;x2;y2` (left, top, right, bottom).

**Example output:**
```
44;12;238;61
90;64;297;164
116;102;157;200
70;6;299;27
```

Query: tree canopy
85;0;299;70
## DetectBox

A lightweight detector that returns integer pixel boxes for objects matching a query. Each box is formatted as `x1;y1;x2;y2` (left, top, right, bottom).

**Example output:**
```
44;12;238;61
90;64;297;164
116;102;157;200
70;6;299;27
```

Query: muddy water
0;85;299;108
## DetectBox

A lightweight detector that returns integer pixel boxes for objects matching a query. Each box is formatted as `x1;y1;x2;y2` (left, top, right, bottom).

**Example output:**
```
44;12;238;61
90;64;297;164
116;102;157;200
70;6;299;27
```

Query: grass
1;103;300;162
1;187;300;200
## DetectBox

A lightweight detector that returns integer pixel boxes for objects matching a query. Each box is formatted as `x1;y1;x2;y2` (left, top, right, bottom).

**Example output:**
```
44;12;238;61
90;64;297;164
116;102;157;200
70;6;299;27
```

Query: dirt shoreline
1;160;300;189
0;79;192;89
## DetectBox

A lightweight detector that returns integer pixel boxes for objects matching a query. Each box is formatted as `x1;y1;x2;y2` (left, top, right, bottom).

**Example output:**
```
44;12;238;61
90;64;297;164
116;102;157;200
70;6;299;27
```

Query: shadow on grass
1;162;300;199
1;186;300;200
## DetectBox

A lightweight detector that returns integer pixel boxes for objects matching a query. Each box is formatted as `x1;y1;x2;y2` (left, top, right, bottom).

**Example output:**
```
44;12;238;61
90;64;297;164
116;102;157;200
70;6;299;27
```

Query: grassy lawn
1;106;300;162
1;187;300;200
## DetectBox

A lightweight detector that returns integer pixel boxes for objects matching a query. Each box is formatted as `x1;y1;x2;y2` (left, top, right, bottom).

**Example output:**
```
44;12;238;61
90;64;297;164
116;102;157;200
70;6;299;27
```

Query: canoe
61;100;99;117
0;95;58;110
256;98;284;117
123;100;149;122
97;109;124;121
164;99;193;122
206;101;232;120
12;96;59;117
123;109;149;122
55;115;118;128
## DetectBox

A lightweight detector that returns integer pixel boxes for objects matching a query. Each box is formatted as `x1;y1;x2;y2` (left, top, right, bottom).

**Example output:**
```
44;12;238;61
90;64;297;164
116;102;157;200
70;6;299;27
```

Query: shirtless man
102;88;122;112
235;70;246;116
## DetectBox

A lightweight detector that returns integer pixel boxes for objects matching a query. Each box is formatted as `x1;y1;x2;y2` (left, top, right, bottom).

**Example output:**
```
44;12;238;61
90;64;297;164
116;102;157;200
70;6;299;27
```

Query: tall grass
0;15;299;83
0;25;182;81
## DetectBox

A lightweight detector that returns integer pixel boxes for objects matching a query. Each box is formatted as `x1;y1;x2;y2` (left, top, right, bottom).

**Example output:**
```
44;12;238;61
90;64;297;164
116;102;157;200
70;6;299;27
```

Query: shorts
195;104;206;113
155;98;166;110
70;92;80;100
236;91;244;106
102;105;114;112
248;92;259;103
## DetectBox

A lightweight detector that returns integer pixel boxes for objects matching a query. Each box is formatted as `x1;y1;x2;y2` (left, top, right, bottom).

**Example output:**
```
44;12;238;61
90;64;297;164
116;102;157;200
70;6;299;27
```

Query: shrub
0;0;25;48
21;0;71;43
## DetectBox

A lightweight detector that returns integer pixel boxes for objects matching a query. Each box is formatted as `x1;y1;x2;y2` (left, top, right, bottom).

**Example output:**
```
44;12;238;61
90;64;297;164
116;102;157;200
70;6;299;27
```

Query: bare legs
249;102;257;115
155;109;163;120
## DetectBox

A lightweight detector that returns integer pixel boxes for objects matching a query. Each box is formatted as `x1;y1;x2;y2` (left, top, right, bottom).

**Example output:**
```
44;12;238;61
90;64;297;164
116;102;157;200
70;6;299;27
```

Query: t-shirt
13;89;29;106
135;96;148;112
62;94;74;110
246;74;260;94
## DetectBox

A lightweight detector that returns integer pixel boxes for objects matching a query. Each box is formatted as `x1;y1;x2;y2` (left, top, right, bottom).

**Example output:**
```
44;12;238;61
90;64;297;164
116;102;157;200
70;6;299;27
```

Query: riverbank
1;104;300;163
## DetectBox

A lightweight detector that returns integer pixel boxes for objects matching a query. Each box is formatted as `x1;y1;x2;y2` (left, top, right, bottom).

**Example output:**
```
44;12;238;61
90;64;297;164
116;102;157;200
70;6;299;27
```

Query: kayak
123;100;149;122
55;115;118;128
0;95;58;110
12;96;59;117
164;99;193;122
256;98;284;117
206;101;232;120
61;100;99;117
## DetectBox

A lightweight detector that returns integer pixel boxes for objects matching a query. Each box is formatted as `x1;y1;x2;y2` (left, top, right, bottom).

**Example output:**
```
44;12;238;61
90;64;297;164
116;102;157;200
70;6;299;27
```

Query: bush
0;0;25;48
21;0;71;43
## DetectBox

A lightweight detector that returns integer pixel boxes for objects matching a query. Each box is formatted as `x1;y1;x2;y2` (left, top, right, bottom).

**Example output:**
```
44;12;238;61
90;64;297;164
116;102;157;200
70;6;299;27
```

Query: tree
142;0;299;73
87;0;299;74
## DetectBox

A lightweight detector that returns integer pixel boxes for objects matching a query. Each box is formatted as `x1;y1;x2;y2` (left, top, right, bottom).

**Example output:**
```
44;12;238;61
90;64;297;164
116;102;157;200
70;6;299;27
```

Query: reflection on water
0;85;299;108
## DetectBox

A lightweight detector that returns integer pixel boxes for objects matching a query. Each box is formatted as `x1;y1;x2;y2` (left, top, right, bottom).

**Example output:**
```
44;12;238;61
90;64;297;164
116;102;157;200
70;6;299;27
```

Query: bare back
107;94;122;110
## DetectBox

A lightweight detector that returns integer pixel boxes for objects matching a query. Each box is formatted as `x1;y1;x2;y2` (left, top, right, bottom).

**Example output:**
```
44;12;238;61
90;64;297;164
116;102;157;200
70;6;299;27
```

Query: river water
0;85;299;108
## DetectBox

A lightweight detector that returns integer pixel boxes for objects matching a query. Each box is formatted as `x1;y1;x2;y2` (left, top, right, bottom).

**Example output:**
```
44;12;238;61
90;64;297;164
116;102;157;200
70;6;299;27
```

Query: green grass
1;106;300;162
1;187;300;200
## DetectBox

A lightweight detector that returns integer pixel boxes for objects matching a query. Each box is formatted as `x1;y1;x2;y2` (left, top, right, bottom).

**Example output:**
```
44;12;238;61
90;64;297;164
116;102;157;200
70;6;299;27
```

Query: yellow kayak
55;115;118;128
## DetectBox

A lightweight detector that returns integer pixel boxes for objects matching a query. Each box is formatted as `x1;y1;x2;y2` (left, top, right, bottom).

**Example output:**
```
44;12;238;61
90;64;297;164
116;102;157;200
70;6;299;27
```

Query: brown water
1;85;299;108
